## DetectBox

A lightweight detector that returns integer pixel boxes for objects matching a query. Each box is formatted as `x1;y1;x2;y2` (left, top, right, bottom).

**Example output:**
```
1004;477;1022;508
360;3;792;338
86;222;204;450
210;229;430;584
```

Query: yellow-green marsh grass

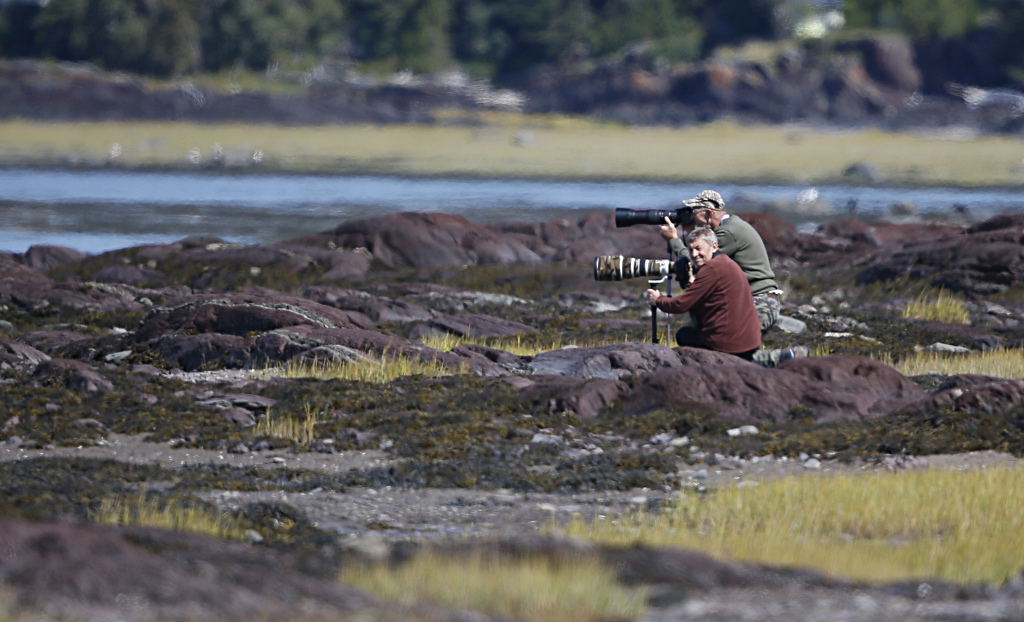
5;118;1024;186
901;289;971;324
90;495;248;540
255;404;318;444
272;352;464;382
340;549;647;622
417;331;635;356
887;348;1024;378
565;465;1024;585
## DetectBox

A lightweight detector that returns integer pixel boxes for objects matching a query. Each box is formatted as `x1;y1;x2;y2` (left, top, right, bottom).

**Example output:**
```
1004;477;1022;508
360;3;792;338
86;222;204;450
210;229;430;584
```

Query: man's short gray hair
687;227;718;247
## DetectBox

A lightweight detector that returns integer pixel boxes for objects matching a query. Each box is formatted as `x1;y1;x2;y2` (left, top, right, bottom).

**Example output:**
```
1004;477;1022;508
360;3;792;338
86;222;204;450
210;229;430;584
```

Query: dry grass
340;549;647;622
254;403;318;444
269;351;464;382
89;495;249;540
418;332;634;356
4;118;1024;186
564;465;1024;585
901;289;971;324
889;348;1024;378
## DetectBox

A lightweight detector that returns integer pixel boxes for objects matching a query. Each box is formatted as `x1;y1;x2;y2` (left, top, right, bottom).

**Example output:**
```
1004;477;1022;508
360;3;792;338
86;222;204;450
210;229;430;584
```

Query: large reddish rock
855;215;1024;295
17;245;90;272
2;254;145;313
134;293;376;342
287;212;545;268
606;349;928;424
303;286;435;323
527;342;683;380
0;516;405;622
516;375;629;420
147;333;251;371
904;374;1024;419
410;313;538;339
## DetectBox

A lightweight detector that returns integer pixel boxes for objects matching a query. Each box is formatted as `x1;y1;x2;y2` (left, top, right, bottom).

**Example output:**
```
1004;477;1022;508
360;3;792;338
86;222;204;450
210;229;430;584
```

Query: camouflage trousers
752;293;784;367
753;293;781;332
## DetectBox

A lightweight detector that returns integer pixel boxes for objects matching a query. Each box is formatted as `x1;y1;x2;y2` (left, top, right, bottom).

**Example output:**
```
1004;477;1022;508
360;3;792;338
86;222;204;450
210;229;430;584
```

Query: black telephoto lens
615;207;673;228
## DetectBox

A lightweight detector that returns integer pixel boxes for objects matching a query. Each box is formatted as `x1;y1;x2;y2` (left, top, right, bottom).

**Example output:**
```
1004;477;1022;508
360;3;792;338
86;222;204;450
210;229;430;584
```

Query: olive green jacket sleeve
714;215;779;296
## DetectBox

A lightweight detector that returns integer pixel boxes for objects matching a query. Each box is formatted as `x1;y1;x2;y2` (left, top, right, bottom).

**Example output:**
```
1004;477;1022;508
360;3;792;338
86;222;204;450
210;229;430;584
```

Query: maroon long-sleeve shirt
653;253;761;354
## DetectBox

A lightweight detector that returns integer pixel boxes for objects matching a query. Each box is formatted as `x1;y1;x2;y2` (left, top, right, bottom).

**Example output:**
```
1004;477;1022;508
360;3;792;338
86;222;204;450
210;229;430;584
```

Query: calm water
2;168;1022;254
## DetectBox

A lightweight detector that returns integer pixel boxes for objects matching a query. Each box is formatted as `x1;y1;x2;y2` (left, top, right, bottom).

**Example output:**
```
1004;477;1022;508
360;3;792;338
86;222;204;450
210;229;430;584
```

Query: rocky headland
3;30;1023;134
3;208;1024;621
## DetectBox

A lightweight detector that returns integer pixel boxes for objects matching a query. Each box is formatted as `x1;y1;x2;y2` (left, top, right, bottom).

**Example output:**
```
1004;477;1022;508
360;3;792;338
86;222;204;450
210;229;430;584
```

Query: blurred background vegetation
1;0;1023;87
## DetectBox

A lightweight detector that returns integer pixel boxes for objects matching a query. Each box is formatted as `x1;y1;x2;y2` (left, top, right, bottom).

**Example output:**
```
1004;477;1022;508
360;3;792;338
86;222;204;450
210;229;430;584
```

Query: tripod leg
651;305;659;344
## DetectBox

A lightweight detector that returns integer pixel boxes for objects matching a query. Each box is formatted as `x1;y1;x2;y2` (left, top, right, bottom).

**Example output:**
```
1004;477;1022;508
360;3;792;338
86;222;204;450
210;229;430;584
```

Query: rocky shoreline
4;208;1024;620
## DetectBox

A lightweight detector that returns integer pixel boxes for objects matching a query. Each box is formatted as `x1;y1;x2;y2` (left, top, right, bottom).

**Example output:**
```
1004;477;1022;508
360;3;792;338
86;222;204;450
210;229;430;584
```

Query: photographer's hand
660;217;678;241
646;289;662;305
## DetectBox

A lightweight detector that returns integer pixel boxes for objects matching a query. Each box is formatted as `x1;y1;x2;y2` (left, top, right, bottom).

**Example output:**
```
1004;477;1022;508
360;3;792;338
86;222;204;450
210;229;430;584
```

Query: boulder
30;358;93;379
28;358;115;391
409;313;537;340
15;331;94;354
0;338;50;372
287;212;544;268
91;264;168;286
448;343;532;376
249;326;507;376
855;215;1024;294
0;515;395;622
1;253;54;290
618;352;926;424
18;245;89;272
303;286;435;323
527;342;683;380
134;293;375;342
778;355;928;421
1;255;146;313
147;333;250;371
906;374;1024;418
67;367;115;392
321;250;373;280
517;375;629;420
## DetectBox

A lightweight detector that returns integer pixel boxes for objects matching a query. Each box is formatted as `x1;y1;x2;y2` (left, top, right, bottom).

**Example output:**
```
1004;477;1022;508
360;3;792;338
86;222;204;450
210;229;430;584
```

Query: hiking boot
779;345;810;362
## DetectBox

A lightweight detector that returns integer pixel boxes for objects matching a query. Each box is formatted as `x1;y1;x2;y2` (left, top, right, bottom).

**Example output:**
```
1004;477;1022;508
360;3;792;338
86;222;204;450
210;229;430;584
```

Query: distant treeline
1;0;1022;86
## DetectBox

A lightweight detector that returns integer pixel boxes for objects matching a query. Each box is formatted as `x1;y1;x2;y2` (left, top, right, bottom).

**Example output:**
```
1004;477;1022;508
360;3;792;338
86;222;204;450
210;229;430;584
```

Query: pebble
727;425;759;437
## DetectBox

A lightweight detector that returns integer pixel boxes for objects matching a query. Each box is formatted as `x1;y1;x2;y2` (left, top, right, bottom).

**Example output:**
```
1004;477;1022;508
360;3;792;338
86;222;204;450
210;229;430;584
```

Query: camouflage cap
682;190;725;210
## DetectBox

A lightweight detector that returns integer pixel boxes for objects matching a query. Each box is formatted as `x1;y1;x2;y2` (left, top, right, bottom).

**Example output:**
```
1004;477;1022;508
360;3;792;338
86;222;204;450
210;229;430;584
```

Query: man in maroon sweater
645;227;761;360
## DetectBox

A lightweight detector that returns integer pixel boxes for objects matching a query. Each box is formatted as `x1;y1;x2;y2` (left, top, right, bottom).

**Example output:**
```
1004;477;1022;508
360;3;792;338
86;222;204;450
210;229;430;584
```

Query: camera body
614;206;694;228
